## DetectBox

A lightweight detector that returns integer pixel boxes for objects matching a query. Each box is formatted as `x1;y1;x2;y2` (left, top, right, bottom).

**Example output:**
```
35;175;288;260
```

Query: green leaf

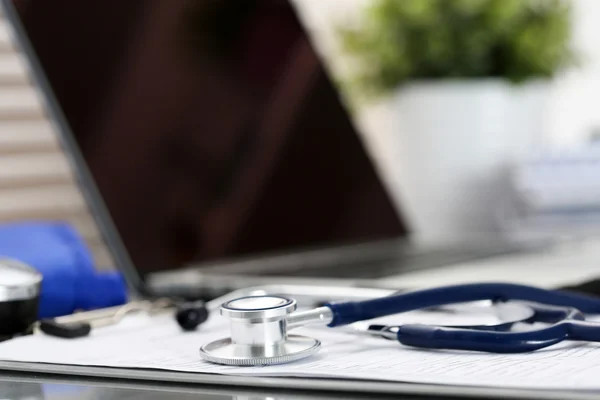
336;0;578;101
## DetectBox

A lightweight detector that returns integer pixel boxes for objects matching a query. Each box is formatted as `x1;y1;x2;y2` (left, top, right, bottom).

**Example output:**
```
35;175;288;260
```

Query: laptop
4;0;536;301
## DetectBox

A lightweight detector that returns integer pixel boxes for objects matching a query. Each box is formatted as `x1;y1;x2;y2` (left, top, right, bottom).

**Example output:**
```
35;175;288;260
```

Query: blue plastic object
0;222;128;318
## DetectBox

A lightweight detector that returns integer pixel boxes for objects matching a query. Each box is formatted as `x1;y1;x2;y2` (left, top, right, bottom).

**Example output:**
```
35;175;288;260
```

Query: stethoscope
198;283;600;366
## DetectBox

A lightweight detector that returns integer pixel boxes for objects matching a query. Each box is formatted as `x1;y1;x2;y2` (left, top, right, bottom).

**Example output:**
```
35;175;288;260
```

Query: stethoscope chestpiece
199;295;321;366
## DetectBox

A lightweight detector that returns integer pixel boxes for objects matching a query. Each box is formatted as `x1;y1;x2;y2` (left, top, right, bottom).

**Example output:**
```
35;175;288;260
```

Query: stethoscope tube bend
324;282;600;326
394;304;600;353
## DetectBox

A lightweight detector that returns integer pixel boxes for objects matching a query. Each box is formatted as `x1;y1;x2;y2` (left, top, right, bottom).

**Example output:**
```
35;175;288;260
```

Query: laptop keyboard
233;241;536;279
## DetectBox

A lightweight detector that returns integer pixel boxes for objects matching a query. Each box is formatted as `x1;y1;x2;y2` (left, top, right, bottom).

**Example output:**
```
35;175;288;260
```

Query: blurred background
3;0;600;273
294;0;600;245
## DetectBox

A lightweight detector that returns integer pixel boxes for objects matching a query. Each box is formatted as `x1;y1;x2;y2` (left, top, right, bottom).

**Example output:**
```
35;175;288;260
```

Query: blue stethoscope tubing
322;283;600;353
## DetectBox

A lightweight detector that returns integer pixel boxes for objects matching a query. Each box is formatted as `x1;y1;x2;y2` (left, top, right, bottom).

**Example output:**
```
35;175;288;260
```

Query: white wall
547;0;600;147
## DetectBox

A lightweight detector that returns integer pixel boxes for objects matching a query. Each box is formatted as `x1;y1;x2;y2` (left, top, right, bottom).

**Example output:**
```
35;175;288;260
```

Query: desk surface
384;238;600;289
1;369;598;400
3;239;600;400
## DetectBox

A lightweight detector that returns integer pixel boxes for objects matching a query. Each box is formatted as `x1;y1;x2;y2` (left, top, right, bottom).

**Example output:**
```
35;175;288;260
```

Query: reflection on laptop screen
15;0;406;275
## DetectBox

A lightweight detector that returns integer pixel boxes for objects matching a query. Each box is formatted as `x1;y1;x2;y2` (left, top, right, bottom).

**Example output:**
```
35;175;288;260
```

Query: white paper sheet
1;311;600;391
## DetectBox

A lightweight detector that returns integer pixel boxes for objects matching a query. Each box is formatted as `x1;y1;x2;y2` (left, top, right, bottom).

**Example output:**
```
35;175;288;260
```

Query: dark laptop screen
14;0;406;274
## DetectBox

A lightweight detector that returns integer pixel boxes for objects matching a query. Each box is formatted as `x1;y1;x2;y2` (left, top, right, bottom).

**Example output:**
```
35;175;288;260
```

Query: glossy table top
1;370;600;400
0;373;439;400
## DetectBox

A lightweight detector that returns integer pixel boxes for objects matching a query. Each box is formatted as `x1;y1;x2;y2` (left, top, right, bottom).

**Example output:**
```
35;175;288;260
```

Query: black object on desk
38;320;92;339
559;278;600;298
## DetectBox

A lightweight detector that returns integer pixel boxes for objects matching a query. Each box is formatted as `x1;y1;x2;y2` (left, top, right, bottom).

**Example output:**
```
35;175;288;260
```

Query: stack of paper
1;311;600;391
500;145;600;241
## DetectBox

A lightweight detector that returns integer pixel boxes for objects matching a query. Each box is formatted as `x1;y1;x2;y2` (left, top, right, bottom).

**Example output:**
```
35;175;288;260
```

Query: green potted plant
334;0;577;242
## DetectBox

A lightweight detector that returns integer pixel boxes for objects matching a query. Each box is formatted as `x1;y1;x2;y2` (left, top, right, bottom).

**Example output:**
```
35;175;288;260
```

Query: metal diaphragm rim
199;334;320;366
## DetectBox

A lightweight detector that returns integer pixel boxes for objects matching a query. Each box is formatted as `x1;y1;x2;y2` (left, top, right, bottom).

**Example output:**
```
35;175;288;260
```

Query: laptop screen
13;0;407;277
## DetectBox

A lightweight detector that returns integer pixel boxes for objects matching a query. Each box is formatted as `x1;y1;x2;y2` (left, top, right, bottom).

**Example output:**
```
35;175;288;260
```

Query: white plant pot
359;79;551;244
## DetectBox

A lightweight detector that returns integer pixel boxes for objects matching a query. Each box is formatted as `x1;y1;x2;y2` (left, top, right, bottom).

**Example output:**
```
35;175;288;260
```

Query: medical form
0;311;600;391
